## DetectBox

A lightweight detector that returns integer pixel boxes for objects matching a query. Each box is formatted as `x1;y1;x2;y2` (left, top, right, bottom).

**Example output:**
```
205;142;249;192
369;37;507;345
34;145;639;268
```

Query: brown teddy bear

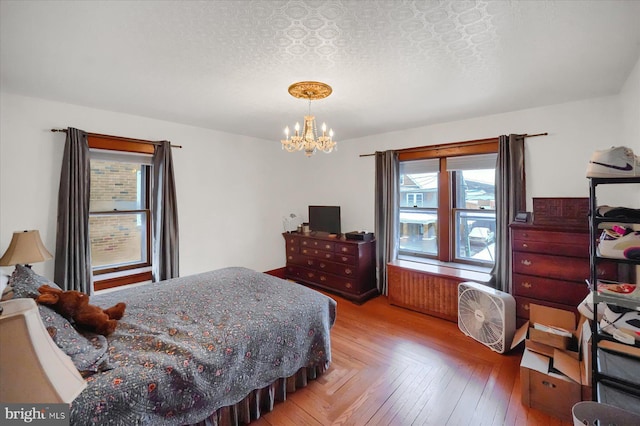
36;285;126;336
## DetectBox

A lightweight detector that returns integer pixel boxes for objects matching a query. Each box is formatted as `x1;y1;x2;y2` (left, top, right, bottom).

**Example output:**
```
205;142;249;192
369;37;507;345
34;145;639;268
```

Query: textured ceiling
1;1;640;142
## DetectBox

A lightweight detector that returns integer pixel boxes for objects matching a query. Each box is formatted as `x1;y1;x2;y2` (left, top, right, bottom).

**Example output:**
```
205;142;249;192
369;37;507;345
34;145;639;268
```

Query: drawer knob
520;259;532;266
522;243;528;248
341;247;348;252
541;380;556;389
307;260;314;266
320;276;327;282
345;268;352;275
342;256;348;262
325;244;331;249
307;272;315;278
521;282;532;289
319;263;326;269
523;303;530;311
345;282;353;289
302;241;308;245
326;254;332;259
288;255;293;260
522;232;528;237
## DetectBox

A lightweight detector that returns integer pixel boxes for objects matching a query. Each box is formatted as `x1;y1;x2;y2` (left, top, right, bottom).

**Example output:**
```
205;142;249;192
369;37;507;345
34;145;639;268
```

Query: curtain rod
51;128;183;149
359;132;548;157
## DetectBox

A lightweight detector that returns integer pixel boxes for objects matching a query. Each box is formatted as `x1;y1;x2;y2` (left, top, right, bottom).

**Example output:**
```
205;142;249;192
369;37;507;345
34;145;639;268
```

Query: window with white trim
89;150;152;276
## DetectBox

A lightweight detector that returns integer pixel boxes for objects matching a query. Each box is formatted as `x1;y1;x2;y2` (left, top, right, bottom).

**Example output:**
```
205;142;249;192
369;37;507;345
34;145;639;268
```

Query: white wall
2;57;639;284
0;93;309;280
324;83;640;233
621;55;640;147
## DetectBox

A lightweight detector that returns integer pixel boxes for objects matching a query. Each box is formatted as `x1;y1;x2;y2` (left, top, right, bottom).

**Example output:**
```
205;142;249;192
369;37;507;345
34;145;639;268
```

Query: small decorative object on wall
280;81;337;157
282;213;302;233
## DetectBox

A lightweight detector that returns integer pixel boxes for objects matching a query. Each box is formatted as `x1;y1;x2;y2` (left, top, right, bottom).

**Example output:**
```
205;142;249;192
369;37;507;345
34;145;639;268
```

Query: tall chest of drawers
510;223;617;326
283;232;378;303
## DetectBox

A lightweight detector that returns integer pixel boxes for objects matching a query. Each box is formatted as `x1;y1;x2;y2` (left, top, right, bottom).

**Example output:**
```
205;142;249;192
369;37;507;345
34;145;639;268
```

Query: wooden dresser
283;232;378;303
510;223;617;325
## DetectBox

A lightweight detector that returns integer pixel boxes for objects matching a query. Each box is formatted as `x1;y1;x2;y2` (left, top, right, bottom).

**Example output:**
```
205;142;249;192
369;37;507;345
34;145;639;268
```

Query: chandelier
281;81;337;157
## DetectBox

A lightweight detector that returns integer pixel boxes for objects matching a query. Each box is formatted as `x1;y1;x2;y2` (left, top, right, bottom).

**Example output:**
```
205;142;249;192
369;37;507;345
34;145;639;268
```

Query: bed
6;265;336;425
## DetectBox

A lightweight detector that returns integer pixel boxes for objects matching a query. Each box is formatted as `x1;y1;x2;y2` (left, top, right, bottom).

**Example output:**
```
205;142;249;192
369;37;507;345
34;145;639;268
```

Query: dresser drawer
287;253;319;268
513;252;618;281
300;248;334;260
314;259;341;275
333;253;356;265
300;238;335;251
295;258;357;278
512;273;589;307
513;252;589;281
335;243;358;256
284;235;300;246
333;263;358;278
512;228;589;257
332;275;359;294
296;266;323;283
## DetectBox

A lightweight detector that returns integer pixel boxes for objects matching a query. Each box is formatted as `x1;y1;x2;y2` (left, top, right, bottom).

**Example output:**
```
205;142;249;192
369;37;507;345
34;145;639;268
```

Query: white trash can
572;401;640;426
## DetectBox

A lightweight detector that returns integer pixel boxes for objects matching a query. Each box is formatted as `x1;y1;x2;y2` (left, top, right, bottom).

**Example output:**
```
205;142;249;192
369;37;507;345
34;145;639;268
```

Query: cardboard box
520;349;587;422
520;318;593;422
511;304;580;355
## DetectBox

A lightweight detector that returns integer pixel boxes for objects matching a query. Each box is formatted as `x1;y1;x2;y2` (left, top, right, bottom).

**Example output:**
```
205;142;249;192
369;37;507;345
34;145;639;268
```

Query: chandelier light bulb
329;129;334;138
284;126;289;138
321;122;327;135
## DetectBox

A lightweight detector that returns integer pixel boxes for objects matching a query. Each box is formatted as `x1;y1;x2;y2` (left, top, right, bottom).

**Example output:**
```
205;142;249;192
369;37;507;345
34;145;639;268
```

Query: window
399;159;438;257
406;193;423;207
398;139;498;267
88;135;155;290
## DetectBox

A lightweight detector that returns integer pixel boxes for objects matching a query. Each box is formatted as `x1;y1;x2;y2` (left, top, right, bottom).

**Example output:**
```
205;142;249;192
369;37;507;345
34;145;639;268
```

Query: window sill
94;267;152;292
393;256;491;283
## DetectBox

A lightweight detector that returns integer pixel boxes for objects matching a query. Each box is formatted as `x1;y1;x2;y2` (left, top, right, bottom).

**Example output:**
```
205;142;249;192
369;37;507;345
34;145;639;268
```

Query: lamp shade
0;298;87;403
0;230;53;266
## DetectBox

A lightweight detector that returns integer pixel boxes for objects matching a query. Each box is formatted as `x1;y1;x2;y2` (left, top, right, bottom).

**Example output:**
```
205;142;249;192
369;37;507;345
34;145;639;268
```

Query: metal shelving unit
588;177;640;410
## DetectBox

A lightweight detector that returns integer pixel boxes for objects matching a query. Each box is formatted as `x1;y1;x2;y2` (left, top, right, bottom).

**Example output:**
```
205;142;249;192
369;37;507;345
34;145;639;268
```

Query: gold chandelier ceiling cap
288;81;332;100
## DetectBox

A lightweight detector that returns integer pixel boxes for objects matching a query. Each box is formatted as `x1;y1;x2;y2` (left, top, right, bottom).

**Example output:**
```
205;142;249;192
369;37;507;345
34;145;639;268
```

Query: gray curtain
489;134;525;293
54;127;93;293
152;141;180;282
374;150;399;295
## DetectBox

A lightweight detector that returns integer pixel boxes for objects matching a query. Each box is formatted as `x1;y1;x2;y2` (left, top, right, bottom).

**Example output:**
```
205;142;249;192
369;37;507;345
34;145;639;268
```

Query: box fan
457;281;516;353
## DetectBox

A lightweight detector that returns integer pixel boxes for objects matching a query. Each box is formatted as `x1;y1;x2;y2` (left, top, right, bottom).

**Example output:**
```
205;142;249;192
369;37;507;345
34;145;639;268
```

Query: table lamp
0;230;53;269
0;298;87;402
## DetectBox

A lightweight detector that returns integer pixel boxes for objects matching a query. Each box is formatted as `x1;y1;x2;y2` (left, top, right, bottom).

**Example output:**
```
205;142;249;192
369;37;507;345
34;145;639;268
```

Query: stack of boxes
514;304;592;422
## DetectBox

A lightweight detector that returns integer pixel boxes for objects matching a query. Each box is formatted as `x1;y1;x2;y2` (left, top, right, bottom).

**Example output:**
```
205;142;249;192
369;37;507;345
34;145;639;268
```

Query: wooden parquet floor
254;293;573;426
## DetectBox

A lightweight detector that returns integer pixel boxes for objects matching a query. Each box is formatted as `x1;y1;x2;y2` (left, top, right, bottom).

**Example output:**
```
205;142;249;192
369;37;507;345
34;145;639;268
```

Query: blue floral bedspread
70;267;336;425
